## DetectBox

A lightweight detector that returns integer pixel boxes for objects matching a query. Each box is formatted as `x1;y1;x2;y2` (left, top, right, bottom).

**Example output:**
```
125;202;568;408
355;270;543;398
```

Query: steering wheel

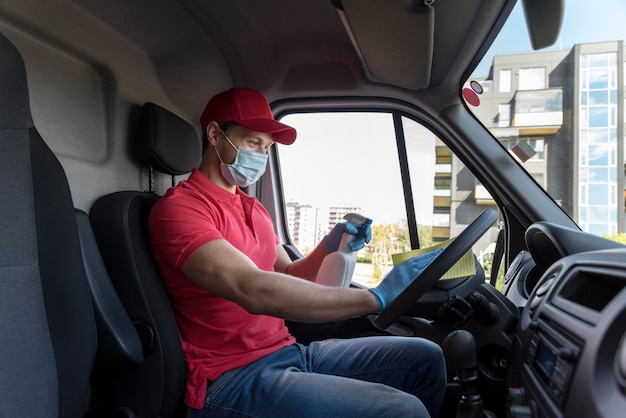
374;208;498;329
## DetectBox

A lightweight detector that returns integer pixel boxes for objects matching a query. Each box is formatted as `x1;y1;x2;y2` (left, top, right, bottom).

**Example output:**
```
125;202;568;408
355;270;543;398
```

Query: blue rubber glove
369;248;444;311
323;220;372;253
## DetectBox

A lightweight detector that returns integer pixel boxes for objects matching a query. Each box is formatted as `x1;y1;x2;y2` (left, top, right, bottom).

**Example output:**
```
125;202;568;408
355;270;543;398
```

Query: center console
507;248;626;417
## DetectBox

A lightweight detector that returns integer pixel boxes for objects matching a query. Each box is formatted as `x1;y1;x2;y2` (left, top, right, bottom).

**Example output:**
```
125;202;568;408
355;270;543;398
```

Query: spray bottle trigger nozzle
343;213;372;227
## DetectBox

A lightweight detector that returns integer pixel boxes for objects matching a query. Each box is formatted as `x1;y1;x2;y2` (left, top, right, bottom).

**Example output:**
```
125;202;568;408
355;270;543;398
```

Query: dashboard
504;222;626;417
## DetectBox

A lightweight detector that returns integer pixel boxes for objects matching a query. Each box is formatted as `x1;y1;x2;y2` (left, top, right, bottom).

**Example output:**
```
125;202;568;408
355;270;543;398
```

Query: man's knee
370;388;431;418
422;339;446;378
405;338;446;416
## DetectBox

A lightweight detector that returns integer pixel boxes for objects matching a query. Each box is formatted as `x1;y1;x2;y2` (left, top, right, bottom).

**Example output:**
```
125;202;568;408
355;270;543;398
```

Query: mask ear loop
212;130;228;164
220;130;239;152
214;143;226;165
214;130;238;165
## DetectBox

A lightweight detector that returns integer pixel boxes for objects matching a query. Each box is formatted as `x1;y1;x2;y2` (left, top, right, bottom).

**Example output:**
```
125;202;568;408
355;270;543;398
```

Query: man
148;87;446;417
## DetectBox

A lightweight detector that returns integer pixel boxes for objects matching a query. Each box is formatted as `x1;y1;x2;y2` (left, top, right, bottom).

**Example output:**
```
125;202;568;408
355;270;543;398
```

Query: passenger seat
89;102;201;417
0;31;98;417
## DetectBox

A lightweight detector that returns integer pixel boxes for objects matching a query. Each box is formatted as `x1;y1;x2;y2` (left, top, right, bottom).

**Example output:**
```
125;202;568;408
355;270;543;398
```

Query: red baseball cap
200;88;297;145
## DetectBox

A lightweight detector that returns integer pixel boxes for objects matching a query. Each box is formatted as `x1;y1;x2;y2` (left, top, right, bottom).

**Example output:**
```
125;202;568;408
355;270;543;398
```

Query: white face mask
215;131;268;187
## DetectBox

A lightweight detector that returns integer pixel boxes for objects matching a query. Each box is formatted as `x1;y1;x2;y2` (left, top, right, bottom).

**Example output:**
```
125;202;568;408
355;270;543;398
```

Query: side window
278;112;500;288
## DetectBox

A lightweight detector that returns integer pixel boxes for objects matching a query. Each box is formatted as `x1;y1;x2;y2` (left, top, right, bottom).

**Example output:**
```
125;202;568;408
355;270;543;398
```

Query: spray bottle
316;213;372;287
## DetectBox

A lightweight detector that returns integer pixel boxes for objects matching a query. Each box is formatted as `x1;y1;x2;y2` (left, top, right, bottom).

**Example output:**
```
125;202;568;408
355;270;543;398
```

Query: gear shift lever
442;330;495;418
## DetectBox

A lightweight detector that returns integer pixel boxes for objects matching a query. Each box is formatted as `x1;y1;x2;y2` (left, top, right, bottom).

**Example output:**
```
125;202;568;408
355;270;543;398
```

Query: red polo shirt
148;169;295;409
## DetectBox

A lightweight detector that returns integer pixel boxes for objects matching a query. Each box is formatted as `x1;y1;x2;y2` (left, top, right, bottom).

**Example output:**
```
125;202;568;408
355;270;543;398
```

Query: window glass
499;69;511;92
279;113;405;286
519;67;545;90
498;104;510;127
279;112;498;287
466;1;625;240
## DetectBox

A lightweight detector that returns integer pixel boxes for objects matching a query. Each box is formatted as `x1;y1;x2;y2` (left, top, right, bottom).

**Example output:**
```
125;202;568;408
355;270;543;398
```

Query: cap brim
236;118;297;145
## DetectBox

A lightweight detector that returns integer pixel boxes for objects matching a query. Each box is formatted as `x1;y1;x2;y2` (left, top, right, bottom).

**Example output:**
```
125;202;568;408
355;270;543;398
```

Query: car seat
0;31;98;417
89;102;201;417
75;208;146;417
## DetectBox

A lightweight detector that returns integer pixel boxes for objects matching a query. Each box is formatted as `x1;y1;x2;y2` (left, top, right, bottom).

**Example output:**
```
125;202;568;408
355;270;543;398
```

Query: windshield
466;0;625;243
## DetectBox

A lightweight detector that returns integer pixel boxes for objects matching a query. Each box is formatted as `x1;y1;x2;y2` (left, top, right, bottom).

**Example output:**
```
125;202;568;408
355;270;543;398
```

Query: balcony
511;88;563;127
432;226;451;241
475;185;496;205
433;195;451;208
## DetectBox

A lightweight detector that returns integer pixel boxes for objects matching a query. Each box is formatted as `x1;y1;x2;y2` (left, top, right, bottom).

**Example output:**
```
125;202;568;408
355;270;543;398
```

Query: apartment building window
432;212;451;227
498;104;510;127
499;69;511;92
519;67;546;90
578;51;619;235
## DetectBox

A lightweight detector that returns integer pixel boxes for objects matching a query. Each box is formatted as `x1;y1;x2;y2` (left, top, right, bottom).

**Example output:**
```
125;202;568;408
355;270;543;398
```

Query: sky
279;113;427;225
279;112;440;225
473;0;626;77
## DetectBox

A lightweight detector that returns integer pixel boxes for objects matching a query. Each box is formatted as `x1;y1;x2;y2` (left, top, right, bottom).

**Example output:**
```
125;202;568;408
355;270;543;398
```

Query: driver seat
89;102;201;417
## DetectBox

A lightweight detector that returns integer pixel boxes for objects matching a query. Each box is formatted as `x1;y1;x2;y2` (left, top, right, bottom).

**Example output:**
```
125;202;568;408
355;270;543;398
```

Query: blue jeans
186;336;446;418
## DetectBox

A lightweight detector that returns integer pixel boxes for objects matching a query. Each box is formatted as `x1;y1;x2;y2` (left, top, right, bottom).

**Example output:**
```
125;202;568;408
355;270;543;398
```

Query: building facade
448;41;625;239
286;202;320;253
286;202;363;254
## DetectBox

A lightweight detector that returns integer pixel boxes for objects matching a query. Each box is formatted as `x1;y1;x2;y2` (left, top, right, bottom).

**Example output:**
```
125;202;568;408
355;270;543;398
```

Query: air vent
558;269;625;312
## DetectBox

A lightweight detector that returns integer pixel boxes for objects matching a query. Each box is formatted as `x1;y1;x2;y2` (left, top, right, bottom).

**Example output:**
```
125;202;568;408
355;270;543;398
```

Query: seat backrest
89;102;201;417
0;32;97;417
75;209;145;366
76;208;147;416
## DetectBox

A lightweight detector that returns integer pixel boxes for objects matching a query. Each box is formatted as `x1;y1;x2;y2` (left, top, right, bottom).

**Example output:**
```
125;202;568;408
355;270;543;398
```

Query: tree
367;220;433;282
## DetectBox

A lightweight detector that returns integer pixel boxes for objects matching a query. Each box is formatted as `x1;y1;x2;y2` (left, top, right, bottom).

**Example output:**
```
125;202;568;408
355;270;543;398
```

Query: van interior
1;1;625;417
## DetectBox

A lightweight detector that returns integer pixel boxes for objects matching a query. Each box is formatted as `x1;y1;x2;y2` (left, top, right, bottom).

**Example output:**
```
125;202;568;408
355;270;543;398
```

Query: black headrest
0;33;33;129
137;102;201;175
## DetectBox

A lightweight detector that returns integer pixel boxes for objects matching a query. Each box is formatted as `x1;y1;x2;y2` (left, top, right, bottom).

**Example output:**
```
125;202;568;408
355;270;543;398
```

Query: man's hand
323;221;372;253
369;248;443;311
